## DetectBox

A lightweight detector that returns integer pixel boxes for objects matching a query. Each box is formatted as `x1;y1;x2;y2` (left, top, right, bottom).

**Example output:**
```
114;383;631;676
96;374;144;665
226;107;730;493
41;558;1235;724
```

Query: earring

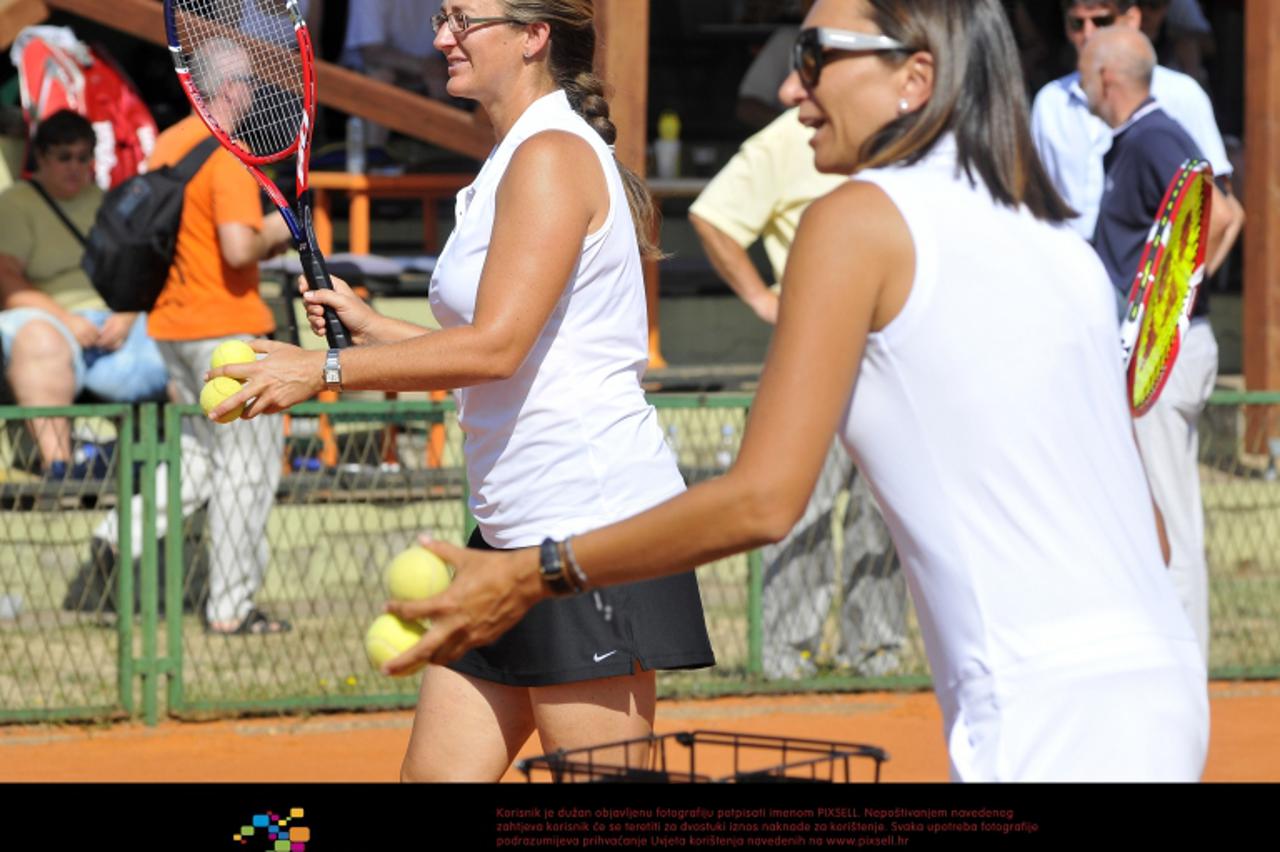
898;99;910;114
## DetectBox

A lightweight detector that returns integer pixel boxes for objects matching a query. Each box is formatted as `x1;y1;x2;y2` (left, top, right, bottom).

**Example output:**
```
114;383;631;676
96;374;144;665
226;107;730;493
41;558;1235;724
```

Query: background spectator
0;109;167;478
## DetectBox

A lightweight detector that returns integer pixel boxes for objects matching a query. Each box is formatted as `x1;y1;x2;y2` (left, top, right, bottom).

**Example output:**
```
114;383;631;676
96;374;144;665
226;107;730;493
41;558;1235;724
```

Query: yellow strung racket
1118;159;1212;416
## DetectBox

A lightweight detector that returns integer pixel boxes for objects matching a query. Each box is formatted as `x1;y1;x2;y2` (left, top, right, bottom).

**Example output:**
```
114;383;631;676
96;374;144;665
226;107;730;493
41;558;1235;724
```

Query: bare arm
210;131;607;416
216;212;293;269
1205;181;1242;277
0;253;99;347
386;181;913;670
690;212;779;325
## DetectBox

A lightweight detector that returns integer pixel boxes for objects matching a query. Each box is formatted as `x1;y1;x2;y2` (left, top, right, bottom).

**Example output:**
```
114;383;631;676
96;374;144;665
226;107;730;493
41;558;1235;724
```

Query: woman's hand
299;274;380;346
379;536;546;673
205;338;326;420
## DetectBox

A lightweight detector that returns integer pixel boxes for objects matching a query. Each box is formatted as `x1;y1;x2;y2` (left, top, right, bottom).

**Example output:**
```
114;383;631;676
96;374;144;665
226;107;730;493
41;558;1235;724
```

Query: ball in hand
209;340;257;370
200;376;245;424
385;545;453;603
364;613;426;674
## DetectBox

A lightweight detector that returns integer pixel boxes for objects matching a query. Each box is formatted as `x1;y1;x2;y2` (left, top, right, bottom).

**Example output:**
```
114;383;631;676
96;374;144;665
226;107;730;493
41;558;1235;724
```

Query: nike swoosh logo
593;651;618;663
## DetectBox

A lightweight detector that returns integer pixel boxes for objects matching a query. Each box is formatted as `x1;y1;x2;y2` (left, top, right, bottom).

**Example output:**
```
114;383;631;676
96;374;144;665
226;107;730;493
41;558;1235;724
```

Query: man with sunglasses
1030;0;1234;243
0;109;168;479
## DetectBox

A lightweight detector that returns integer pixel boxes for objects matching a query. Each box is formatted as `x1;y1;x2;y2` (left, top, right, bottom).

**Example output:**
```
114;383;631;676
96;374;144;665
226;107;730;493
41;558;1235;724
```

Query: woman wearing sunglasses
392;0;1209;782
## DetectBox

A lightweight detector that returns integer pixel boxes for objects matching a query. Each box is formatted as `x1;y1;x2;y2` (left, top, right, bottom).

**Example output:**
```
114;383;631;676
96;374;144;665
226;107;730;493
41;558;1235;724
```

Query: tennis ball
209;340;257;370
364;613;425;673
385;545;453;602
200;376;245;424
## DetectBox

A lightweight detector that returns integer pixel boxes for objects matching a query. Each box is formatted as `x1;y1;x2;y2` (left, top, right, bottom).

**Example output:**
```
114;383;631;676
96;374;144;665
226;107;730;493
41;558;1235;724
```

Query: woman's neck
484;75;560;142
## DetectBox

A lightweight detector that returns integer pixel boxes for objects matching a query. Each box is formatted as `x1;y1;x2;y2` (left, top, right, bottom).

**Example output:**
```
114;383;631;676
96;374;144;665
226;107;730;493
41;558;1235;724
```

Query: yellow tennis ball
209;340;257;370
385;545;453;603
200;376;245;424
364;613;426;673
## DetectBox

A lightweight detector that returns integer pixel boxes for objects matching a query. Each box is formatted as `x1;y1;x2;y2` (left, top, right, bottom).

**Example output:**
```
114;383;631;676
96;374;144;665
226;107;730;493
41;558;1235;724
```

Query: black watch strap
539;538;576;596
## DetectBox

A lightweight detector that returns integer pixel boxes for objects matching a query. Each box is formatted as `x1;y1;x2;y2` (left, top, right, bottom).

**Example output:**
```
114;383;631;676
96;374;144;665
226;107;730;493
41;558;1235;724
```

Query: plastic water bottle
654;109;681;179
715;423;736;469
346;115;366;174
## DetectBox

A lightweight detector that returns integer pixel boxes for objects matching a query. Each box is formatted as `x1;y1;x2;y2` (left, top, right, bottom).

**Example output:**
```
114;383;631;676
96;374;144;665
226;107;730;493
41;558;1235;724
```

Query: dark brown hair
502;0;662;258
33;109;95;154
860;0;1075;223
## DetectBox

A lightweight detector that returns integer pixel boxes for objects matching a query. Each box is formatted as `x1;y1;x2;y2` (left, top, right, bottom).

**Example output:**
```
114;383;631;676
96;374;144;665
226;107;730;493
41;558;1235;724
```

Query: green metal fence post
136;403;161;726
747;549;763;676
116;405;136;716
165;404;185;718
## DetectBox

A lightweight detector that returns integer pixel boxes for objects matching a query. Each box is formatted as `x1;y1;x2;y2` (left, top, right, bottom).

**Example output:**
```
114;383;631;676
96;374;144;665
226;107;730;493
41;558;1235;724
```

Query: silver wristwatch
323;348;343;390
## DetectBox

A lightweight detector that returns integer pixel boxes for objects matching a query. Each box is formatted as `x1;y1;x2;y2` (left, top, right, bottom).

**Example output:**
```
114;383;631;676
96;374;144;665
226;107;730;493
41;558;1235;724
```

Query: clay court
3;681;1276;783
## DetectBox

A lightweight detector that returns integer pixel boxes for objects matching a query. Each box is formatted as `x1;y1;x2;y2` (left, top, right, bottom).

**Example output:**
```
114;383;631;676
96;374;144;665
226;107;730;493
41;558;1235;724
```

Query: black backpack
46;137;220;313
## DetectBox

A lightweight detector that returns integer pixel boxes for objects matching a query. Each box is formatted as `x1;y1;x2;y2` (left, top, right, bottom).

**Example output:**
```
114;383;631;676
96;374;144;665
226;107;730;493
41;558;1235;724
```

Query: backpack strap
171;136;222;183
26;178;88;247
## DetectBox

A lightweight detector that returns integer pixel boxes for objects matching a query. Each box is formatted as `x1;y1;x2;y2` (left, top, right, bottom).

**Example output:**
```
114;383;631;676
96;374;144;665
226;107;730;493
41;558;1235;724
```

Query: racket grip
298;244;352;350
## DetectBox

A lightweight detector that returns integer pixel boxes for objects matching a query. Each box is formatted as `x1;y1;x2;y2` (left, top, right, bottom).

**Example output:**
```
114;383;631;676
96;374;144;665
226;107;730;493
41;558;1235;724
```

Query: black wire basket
516;730;888;783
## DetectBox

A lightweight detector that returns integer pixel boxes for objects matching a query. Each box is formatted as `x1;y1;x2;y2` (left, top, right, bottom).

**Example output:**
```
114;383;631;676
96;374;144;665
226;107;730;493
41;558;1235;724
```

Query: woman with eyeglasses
393;0;1209;782
208;0;713;781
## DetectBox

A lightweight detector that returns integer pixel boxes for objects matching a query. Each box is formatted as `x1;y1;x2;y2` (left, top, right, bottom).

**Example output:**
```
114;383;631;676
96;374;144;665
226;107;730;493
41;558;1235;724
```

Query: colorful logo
233;808;309;851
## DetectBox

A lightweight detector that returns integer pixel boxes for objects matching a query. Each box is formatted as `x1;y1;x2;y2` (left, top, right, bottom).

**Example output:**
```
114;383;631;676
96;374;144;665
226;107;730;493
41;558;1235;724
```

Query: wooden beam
1243;0;1280;446
595;0;649;176
0;0;49;50
43;0;492;159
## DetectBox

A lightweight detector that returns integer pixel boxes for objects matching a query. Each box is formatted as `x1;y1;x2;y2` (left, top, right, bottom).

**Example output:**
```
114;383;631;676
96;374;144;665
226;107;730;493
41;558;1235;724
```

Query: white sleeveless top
842;137;1200;710
429;90;682;547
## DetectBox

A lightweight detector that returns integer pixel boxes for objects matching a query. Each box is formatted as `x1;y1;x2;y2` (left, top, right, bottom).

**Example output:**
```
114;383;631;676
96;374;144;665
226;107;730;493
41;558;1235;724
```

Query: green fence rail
1;391;1277;725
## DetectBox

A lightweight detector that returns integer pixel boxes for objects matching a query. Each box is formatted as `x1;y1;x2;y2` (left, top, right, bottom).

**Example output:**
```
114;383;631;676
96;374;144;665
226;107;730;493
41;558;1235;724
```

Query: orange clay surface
2;681;1276;782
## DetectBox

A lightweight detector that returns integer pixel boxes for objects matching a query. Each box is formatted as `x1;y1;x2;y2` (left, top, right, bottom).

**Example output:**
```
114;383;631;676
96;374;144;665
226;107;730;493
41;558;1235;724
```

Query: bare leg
7;320;75;466
530;666;657;768
401;665;536;782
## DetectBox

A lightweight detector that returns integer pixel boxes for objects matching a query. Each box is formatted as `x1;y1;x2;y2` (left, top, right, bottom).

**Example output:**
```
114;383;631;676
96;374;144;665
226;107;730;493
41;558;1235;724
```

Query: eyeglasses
792;27;910;88
49;150;93;164
1065;13;1117;32
430;10;520;34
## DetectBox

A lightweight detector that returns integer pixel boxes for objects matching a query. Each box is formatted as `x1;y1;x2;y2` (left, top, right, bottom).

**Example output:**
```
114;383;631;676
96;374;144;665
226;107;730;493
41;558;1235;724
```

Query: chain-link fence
3;392;1279;724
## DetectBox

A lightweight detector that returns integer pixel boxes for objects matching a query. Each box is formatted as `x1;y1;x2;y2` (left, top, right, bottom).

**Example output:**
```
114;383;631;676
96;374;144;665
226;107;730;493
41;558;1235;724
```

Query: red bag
10;25;158;188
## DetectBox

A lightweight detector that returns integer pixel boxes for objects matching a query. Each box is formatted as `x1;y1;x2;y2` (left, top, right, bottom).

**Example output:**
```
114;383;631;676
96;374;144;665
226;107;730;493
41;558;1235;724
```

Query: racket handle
299;244;352;349
297;195;352;350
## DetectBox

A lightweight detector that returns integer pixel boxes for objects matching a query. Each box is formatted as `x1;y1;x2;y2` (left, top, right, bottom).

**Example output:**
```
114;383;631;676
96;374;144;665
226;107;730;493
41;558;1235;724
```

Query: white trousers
1133;318;1217;661
146;337;283;624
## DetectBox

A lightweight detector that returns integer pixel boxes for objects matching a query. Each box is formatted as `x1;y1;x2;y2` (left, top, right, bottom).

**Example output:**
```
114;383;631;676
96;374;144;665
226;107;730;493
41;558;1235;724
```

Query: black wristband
539;537;576;596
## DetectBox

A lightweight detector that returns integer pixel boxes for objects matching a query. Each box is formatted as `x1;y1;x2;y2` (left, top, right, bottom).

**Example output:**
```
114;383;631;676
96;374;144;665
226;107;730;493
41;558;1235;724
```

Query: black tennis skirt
448;528;716;687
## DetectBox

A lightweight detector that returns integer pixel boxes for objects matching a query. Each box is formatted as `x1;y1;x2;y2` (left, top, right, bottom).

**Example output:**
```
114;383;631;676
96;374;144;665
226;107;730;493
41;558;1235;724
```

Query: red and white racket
1118;158;1211;416
163;0;350;349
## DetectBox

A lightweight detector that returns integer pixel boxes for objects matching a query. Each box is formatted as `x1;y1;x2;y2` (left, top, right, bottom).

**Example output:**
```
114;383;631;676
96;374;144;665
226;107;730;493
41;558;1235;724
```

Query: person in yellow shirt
688;108;906;679
0;110;167;478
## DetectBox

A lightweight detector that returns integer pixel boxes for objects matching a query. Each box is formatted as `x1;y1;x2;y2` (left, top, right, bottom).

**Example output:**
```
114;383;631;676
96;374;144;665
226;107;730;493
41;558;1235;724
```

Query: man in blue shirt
1081;26;1242;662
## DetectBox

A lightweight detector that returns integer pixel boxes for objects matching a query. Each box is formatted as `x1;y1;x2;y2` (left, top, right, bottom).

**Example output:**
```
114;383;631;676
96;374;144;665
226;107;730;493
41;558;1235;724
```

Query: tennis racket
1118;158;1211;416
163;0;350;349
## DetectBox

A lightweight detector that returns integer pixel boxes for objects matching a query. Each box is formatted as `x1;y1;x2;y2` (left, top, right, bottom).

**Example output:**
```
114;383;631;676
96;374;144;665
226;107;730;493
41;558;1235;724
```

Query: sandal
206;607;292;636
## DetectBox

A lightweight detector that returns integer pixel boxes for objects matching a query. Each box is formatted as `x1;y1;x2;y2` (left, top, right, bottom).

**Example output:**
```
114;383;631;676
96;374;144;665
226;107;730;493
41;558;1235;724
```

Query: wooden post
597;0;666;369
0;0;48;49
42;0;492;158
1244;0;1280;449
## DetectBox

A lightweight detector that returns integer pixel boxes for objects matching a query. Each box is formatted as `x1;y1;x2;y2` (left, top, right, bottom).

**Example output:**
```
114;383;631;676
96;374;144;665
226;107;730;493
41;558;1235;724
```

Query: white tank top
429;90;682;547
843;137;1199;700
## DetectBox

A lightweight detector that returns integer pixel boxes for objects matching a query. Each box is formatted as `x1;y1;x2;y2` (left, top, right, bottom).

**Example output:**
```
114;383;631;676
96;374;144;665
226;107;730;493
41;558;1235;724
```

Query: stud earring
899;99;910;114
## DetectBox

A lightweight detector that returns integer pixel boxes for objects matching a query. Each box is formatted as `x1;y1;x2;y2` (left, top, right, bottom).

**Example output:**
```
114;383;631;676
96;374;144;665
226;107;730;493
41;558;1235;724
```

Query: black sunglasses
1065;13;1117;32
792;27;911;88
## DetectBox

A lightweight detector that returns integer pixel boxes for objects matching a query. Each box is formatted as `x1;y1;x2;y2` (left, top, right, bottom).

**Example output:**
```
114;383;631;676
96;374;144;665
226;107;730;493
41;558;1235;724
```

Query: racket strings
172;0;305;160
1131;172;1208;409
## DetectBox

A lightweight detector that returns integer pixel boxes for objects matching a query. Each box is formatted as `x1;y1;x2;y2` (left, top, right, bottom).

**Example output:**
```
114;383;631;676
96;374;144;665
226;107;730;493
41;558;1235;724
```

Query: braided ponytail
502;0;663;258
